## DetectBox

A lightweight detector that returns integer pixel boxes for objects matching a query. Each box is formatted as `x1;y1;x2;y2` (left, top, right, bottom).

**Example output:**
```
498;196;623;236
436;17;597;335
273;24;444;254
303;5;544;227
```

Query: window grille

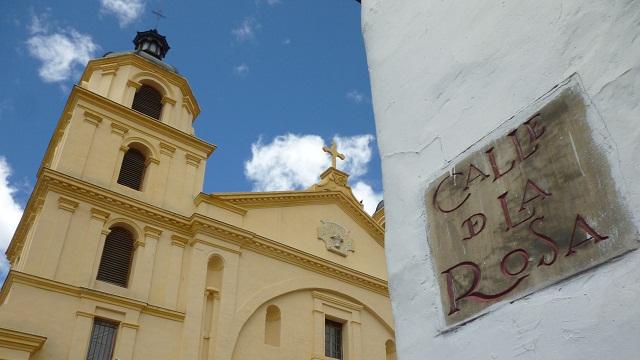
96;227;134;287
86;318;118;360
132;85;162;120
325;319;343;359
117;148;146;190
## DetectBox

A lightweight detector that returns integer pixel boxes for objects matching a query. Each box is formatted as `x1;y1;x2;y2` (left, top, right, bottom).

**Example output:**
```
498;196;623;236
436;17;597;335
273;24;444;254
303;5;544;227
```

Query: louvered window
86;318;118;360
132;85;162;120
325;319;343;359
117;148;146;190
96;227;134;287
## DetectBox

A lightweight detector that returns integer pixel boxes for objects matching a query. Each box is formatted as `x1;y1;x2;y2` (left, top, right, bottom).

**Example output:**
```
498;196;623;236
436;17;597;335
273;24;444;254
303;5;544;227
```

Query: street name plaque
425;87;638;326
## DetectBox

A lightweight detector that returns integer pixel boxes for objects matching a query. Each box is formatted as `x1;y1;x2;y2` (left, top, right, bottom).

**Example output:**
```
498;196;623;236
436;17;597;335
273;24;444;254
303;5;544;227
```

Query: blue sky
0;0;380;275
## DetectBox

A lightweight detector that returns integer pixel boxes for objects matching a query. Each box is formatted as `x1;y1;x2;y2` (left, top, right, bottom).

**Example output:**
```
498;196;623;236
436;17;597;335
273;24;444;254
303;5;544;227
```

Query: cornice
5;168;193;263
213;191;385;246
194;193;248;215
73;87;215;156
0;328;46;354
38;87;215;188
6;170;388;297
191;214;388;296
372;208;385;227
80;53;201;118
1;271;185;322
312;291;364;311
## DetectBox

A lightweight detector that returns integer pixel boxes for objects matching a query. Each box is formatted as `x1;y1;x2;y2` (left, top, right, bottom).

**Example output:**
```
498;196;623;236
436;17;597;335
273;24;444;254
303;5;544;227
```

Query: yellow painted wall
0;51;393;360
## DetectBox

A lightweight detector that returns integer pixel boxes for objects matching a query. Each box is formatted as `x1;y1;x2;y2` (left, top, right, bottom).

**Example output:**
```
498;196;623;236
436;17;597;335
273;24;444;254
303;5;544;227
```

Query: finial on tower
133;29;170;60
323;141;345;169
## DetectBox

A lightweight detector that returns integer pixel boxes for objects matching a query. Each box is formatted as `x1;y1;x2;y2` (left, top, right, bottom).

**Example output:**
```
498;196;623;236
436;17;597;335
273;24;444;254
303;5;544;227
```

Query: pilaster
38;196;79;278
164;235;188;308
67;311;94;360
130;226;162;300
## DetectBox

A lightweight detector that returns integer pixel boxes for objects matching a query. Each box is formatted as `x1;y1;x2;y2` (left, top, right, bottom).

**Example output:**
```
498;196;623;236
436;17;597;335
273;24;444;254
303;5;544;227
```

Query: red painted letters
461;213;487;241
433;172;470;213
528;216;559;267
565;214;610;257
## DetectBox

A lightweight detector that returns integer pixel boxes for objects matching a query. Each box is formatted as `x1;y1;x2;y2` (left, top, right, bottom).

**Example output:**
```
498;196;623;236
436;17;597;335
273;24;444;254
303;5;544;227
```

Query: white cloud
245;134;327;191
244;134;383;214
281;37;291;45
28;13;49;35
351;181;383;215
26;14;98;83
264;0;282;5
233;63;250;77
100;0;145;27
0;157;24;277
346;89;368;104
334;134;375;178
232;17;259;42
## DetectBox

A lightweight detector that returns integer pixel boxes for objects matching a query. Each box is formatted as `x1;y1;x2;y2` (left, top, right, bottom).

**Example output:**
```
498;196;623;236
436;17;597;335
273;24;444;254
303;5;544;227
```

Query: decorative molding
81;53;201;118
58;196;80;213
312;291;364;311
121;322;140;330
6;169;389;296
111;122;129;137
83;110;103;126
144;226;163;240
126;79;142;90
194;193;248;216
159;142;177;157
100;64;120;74
317;220;354;257
182;95;196;115
185;153;202;168
161;96;176;106
214;190;384;246
0;327;46;353
171;234;189;248
76;311;94;318
2;271;185;322
192;213;388;296
145;157;160;166
190;238;242;255
90;208;111;222
38;86;215;177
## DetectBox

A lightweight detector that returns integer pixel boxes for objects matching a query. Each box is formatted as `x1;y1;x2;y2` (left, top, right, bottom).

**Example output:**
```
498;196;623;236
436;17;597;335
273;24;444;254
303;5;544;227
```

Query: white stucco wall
362;1;640;359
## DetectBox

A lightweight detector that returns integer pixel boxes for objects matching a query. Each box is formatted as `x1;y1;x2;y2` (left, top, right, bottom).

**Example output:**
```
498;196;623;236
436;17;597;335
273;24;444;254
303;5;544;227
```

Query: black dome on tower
133;29;170;60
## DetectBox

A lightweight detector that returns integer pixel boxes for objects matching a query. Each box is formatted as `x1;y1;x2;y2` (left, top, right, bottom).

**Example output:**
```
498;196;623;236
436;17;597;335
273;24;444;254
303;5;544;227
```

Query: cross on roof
152;9;167;29
323;141;346;169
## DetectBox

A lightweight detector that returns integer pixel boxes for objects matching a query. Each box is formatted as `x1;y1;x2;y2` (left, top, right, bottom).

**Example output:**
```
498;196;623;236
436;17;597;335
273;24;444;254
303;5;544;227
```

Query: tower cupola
133;29;170;60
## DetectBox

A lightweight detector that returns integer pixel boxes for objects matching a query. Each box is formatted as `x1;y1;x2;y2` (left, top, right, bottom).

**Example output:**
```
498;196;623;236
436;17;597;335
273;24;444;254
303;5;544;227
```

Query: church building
0;30;394;360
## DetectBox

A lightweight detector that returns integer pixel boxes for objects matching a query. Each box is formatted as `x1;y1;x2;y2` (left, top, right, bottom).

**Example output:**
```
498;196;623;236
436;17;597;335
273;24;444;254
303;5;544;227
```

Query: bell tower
42;29;215;215
1;30;214;359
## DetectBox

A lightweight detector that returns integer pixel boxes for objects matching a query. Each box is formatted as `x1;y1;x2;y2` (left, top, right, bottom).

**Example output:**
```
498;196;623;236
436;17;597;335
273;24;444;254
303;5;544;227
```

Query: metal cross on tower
152;9;167;29
323;141;346;169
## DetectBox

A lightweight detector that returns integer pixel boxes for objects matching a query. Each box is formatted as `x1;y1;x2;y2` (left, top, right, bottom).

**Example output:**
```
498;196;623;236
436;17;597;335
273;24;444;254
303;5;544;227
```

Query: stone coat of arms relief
317;220;354;256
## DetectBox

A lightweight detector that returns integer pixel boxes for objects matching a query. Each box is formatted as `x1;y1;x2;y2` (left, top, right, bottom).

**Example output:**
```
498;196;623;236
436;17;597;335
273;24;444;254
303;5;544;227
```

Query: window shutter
86;319;118;360
96;227;134;287
117;149;146;190
132;85;163;120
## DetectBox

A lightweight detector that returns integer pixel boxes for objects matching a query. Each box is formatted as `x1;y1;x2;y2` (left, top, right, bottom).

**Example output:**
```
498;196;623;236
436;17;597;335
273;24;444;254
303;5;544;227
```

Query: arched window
132;85;163;120
117;148;146;190
96;226;135;287
385;340;396;360
264;305;281;346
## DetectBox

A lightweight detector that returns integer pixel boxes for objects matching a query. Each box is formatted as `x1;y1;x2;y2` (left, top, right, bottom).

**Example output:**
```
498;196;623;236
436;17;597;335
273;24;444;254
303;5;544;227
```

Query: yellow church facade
0;30;394;360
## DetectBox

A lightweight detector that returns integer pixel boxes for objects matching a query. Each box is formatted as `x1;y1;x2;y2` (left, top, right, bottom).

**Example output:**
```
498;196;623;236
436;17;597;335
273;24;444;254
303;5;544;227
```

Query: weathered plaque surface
426;86;638;326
